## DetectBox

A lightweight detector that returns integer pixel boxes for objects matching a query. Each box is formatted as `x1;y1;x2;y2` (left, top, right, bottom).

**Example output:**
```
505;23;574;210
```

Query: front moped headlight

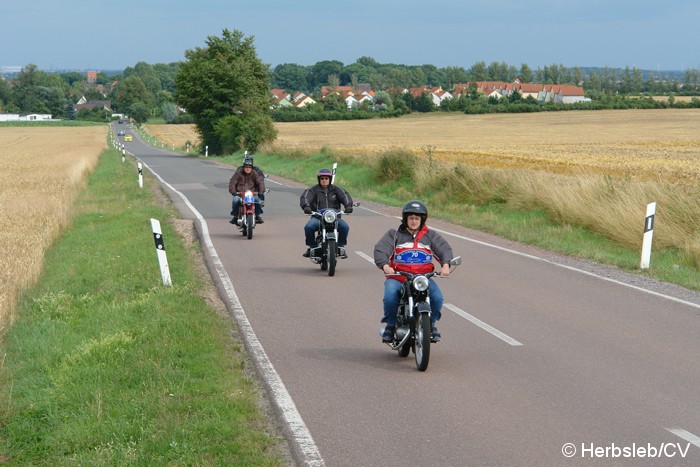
323;210;337;223
413;275;430;292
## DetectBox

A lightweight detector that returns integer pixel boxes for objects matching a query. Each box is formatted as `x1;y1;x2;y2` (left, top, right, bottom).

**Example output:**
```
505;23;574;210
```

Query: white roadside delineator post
331;162;338;184
150;218;172;286
640;201;656;269
138;162;143;188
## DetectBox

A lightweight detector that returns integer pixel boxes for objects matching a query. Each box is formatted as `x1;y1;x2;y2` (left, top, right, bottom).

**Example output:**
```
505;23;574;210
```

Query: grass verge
0;148;287;465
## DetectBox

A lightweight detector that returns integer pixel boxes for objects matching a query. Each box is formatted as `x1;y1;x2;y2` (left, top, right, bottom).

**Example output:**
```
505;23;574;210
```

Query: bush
374;149;417;182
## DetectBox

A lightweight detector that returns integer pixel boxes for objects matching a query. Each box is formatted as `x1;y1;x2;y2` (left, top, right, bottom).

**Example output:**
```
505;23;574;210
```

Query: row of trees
0;62;182;125
270;57;699;98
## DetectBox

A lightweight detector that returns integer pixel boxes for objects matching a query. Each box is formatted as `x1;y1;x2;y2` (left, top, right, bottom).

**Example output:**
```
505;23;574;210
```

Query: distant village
0;68;589;121
271;80;589;109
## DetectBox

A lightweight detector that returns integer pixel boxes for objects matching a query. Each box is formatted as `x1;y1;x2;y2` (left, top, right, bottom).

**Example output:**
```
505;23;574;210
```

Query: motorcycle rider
228;157;265;224
242;152;266;213
300;168;354;258
374;200;453;343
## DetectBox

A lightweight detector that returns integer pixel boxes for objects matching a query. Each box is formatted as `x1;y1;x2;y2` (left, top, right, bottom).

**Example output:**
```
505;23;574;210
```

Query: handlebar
384;271;443;279
305;202;360;216
383;256;461;278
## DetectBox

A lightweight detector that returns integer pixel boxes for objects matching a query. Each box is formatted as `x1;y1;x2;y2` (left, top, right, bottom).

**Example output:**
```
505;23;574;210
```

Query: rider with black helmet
373;200;454;343
231;151;267;216
300;168;354;258
228;155;265;224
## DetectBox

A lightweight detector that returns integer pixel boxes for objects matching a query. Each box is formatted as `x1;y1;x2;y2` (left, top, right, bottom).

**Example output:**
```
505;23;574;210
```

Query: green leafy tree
0;78;11;111
307;60;344;91
175;28;276;154
271;63;309;92
468;61;488;81
161;101;178;123
519;63;533;83
414;92;435;112
12;64;48;112
128;101;150;126
124;62;161;100
373;90;393;110
64;101;76;120
114;76;151;112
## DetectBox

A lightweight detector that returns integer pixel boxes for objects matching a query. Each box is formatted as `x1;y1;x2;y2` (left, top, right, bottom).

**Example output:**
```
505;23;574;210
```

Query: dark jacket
300;184;353;211
229;168;265;195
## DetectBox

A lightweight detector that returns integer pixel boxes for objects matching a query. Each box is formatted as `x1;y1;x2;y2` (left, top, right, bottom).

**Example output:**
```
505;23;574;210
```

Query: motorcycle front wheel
414;312;431;371
326;239;336;276
246;213;254;239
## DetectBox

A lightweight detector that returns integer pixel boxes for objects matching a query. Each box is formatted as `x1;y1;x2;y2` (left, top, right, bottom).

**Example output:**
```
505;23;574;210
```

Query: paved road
116;122;700;466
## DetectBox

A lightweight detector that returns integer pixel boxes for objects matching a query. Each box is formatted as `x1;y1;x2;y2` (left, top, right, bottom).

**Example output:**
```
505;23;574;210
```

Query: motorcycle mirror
353;202;361;207
450;256;462;266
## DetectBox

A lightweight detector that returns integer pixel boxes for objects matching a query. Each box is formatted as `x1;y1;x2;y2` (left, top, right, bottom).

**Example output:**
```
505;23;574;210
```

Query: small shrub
374;148;417;182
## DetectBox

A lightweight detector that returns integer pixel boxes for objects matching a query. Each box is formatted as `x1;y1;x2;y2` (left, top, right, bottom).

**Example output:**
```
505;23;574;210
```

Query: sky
2;0;698;73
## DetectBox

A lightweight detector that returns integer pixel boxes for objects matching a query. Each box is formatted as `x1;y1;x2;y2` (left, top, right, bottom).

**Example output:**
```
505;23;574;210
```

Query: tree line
1;54;698;125
270;57;700;97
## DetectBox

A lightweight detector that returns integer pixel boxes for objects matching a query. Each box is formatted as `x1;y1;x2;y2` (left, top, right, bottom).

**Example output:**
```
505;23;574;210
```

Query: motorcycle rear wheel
327;239;336;276
246;213;254;239
414;313;431;371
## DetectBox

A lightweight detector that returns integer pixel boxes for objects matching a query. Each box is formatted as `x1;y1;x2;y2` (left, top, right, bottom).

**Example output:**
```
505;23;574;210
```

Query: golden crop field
0;125;107;329
146;109;700;183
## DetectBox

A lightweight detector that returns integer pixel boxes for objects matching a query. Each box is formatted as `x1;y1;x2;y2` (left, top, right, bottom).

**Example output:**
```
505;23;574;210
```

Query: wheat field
146;110;700;183
0;125;107;329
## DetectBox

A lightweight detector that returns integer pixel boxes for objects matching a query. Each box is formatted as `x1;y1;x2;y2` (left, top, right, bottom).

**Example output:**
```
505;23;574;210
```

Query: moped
307;203;359;276
233;189;268;239
385;256;462;371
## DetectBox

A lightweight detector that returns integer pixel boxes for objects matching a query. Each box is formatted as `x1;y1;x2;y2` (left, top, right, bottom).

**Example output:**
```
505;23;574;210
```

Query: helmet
401;200;428;226
317;168;332;184
243;155;254;167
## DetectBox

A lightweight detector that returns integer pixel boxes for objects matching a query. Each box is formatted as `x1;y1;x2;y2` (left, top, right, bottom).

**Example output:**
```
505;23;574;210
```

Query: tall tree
175;29;276;154
468;61;488;81
519;63;533;83
307;60;344;92
114;76;150;112
271;63;309;92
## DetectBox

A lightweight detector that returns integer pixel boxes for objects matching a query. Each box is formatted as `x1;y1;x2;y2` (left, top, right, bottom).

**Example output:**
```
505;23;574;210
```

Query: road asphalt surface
116;122;700;466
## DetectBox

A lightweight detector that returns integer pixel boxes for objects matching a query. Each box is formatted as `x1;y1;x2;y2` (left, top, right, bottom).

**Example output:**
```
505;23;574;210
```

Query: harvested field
146;110;700;183
0;125;107;329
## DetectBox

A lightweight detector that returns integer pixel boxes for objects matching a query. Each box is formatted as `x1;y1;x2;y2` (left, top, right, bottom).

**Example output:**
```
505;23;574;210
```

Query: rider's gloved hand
303;207;312;214
344;206;353;213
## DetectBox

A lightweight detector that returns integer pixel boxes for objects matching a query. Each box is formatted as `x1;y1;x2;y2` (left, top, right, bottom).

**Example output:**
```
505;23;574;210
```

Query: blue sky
2;0;698;72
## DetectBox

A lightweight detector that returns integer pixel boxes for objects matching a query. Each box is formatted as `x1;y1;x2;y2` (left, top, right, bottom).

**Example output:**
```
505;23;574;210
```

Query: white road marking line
139;161;324;467
666;427;700;448
356;251;375;263
444;303;523;346
428;225;700;310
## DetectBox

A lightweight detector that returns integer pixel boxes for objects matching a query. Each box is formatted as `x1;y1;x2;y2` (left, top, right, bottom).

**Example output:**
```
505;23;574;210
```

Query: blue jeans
304;218;349;247
382;278;443;327
231;195;262;217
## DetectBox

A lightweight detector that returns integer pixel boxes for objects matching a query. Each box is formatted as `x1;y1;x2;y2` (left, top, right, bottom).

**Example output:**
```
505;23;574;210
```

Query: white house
0;113;54;121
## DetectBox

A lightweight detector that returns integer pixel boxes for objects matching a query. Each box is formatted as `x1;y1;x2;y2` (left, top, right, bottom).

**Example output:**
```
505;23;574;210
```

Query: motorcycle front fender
415;301;431;316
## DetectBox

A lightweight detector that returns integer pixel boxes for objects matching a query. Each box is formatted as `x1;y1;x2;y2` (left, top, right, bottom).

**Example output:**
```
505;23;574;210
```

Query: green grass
0;149;286;465
221;149;700;291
